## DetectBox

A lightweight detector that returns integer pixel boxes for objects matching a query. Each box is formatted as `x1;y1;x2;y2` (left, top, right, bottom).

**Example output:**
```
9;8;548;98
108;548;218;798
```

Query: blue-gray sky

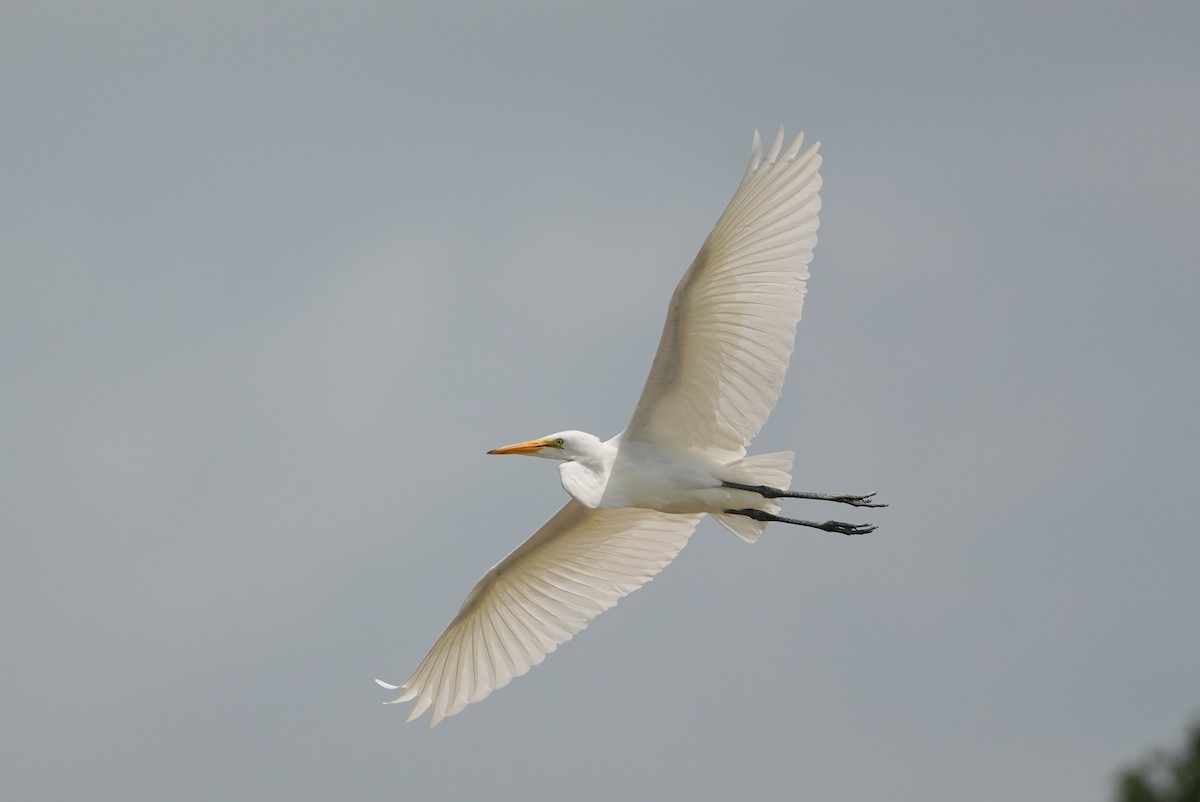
4;2;1199;800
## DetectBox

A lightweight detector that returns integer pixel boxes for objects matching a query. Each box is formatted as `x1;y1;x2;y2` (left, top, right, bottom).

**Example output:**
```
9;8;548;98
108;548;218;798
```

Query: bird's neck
557;437;615;509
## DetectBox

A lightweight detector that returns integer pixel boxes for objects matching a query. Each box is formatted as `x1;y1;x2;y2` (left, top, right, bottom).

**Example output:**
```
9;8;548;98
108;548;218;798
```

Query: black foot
819;492;887;508
724;508;877;536
721;482;887;508
814;519;878;536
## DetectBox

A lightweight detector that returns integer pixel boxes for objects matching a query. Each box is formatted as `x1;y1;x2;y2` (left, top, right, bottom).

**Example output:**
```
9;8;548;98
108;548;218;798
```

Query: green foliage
1115;719;1200;802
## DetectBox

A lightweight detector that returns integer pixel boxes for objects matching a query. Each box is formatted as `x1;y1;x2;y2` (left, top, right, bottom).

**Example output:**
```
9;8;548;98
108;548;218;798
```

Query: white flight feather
625;128;821;461
380;501;702;726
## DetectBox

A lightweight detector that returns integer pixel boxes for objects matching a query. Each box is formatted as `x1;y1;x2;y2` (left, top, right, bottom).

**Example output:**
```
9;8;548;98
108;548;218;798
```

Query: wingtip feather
765;126;785;164
745;130;763;176
784;131;807;160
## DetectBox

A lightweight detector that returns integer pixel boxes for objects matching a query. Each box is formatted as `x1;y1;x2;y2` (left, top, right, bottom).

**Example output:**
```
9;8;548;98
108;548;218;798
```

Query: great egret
377;128;884;726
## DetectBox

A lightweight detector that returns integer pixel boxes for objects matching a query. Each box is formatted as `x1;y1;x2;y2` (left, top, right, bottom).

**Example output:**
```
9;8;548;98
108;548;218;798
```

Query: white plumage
627;128;820;462
378;502;703;724
379;128;879;726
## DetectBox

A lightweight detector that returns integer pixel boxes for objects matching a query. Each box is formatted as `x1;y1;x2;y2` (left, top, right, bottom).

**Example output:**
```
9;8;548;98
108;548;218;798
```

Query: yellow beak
487;439;547;455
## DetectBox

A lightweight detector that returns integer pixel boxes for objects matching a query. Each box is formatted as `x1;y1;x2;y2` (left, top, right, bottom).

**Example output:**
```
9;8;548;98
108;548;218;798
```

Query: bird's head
487;430;602;462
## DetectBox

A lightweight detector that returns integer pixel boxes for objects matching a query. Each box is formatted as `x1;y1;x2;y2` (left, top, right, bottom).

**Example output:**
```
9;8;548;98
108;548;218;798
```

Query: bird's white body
559;432;780;516
592;435;724;513
378;128;858;726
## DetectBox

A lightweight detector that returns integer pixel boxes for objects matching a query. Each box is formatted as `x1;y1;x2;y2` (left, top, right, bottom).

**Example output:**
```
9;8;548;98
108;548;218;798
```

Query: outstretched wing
624;128;822;462
379;501;703;726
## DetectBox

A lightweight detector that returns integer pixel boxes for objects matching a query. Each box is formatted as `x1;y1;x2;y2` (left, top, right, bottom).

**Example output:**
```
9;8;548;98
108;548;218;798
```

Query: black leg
724;507;876;536
721;481;886;508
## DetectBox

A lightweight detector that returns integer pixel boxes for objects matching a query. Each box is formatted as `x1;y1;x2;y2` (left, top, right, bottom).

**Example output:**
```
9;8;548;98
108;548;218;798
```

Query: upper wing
379;500;704;726
624;129;822;462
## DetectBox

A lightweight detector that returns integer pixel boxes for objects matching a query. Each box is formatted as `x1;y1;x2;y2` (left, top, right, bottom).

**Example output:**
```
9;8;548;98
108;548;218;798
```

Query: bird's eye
554;438;565;447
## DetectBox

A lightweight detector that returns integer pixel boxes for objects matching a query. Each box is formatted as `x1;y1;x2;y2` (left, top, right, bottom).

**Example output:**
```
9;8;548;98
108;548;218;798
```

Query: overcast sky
4;2;1199;800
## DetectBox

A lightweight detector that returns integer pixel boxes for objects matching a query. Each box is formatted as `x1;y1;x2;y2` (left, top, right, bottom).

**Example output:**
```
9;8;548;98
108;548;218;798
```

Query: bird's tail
712;451;795;543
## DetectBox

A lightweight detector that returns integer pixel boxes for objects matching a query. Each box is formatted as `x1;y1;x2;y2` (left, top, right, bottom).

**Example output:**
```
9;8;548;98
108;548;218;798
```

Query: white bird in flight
377;127;884;726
